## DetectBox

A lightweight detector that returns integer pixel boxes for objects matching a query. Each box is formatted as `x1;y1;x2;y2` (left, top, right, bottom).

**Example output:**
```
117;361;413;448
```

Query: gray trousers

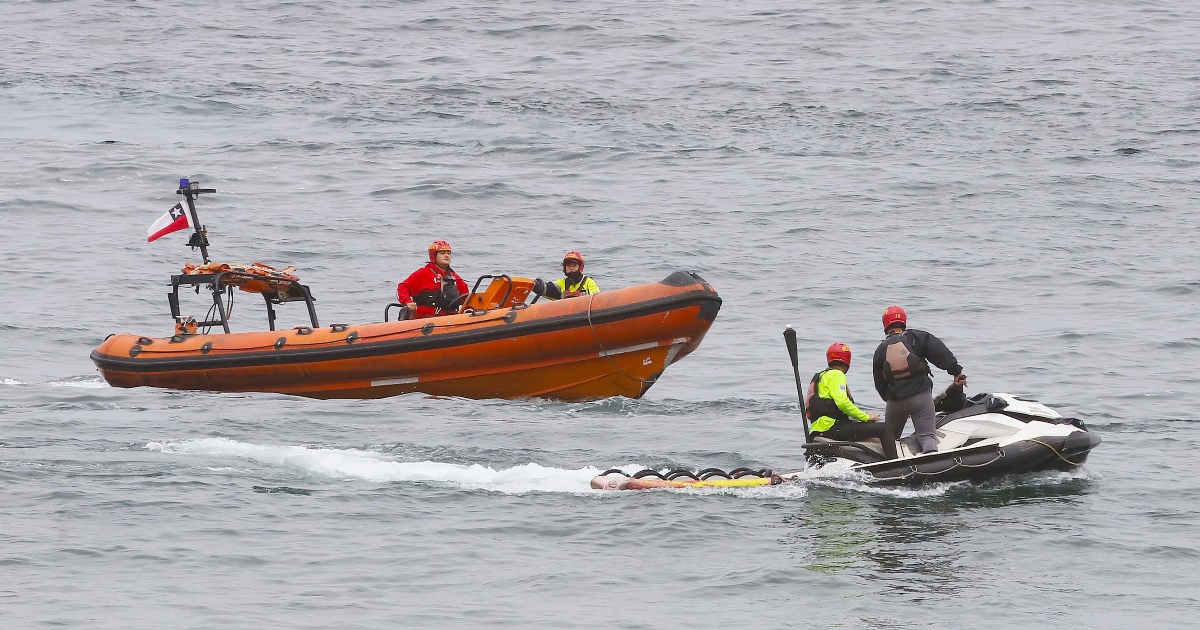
885;391;938;453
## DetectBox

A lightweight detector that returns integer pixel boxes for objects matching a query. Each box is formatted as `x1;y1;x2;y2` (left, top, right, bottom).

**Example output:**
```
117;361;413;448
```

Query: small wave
561;396;786;417
46;375;109;389
252;486;312;495
1155;283;1197;295
1;378;24;386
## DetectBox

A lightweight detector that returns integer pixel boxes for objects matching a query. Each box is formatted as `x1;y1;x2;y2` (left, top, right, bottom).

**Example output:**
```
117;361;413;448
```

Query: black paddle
783;325;812;443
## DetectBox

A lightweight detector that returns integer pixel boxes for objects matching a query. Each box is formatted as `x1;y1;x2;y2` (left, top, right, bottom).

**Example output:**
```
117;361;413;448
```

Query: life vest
413;271;463;314
436;272;462;312
562;274;594;298
399;263;467;318
881;332;929;384
805;369;851;425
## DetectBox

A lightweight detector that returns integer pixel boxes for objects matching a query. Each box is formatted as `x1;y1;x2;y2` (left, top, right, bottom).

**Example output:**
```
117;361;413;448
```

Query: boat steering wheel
440;293;470;315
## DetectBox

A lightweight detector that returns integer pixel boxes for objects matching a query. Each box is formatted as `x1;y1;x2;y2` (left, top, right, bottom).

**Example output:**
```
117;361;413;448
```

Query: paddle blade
783;325;799;368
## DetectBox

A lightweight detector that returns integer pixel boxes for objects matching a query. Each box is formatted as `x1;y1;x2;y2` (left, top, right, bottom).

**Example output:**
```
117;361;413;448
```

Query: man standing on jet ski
872;306;967;454
809;343;898;460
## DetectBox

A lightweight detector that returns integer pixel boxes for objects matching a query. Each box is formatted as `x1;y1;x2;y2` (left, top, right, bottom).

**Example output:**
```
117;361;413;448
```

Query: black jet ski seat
808;431;959;464
810;434;886;454
806;435;893;464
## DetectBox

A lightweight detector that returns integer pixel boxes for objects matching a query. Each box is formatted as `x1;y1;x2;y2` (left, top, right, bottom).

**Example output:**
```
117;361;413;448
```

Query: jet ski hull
802;393;1102;485
824;430;1101;484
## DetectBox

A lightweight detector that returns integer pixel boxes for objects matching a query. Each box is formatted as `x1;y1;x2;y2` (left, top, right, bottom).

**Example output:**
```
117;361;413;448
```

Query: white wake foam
1;378;24;386
146;438;601;494
47;375;108;388
144;438;815;497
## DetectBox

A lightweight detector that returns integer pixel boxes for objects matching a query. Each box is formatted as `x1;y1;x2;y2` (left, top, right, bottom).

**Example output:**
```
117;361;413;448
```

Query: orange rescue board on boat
91;271;721;400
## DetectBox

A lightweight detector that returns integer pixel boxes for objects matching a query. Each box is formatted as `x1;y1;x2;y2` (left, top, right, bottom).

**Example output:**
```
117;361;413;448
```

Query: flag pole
177;178;216;263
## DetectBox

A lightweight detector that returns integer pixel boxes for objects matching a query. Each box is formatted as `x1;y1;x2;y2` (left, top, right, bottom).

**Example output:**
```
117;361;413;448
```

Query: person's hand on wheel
954;373;968;387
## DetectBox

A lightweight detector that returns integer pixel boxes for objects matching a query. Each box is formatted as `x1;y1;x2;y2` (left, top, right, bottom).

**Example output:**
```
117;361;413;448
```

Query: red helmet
882;305;907;331
428;240;452;262
563;251;585;272
826;343;852;368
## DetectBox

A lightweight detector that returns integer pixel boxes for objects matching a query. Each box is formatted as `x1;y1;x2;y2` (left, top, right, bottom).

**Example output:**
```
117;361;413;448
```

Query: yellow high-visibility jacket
548;275;600;299
811;368;871;433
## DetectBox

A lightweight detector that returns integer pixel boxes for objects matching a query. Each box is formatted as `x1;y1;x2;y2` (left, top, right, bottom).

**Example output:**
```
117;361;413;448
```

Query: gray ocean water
3;0;1199;627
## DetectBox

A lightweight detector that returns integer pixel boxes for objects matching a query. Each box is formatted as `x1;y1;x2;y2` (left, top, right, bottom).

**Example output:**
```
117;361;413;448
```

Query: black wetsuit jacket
872;329;962;402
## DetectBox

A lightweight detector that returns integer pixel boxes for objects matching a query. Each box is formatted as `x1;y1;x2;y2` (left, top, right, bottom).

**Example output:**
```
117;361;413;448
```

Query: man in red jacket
396;240;469;319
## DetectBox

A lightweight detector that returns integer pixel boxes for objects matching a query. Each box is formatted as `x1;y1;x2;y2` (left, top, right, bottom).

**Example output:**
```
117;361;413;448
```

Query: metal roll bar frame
169;272;319;333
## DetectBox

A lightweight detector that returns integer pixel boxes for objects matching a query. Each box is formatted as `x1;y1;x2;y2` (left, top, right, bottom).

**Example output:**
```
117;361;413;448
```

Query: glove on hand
532;278;546;296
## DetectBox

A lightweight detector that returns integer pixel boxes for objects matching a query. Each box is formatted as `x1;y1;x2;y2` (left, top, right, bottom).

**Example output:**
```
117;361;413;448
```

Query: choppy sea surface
3;0;1199;627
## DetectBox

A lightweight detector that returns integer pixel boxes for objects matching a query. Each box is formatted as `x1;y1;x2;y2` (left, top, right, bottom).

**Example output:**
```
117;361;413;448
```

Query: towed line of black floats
591;466;787;490
599;467;777;481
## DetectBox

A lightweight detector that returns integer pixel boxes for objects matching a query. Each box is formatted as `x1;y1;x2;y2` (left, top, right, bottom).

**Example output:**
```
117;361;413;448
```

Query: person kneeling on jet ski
808;343;898;460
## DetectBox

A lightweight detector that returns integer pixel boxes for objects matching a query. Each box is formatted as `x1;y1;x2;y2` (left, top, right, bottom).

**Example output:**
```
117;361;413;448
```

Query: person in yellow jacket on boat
807;343;898;460
531;251;600;300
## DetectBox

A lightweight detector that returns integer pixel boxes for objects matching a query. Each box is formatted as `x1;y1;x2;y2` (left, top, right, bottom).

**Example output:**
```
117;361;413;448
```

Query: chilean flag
147;202;191;242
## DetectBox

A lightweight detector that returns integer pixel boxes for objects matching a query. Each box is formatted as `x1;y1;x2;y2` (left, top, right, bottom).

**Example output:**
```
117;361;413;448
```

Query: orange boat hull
91;272;721;400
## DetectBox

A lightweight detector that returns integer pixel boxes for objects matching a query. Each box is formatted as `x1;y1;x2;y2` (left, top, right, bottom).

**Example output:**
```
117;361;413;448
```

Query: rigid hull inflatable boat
91;180;721;400
91;271;721;400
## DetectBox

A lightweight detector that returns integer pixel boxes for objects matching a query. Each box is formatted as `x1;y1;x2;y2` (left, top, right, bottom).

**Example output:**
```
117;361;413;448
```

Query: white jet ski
781;326;1100;485
793;390;1101;484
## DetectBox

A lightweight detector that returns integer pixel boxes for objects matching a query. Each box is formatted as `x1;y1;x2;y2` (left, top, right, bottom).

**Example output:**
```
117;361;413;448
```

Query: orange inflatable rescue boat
91;181;721;400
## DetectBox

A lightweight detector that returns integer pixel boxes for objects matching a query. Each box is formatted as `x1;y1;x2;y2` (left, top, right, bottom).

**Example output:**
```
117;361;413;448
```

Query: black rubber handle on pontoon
784;325;812;443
